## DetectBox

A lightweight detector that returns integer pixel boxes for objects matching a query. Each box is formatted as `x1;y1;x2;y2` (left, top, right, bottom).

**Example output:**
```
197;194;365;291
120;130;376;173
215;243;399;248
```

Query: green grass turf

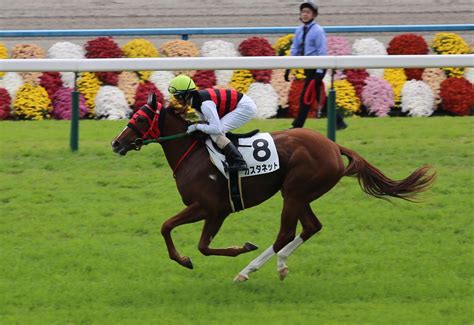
0;117;472;324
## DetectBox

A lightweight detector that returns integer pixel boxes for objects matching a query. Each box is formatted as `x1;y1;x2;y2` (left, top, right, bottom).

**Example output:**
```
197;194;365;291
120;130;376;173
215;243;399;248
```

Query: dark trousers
292;69;346;129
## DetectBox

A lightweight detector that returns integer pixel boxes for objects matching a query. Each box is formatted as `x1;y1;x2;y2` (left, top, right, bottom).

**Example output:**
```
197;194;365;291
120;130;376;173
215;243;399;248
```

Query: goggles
171;91;190;101
168;85;189;100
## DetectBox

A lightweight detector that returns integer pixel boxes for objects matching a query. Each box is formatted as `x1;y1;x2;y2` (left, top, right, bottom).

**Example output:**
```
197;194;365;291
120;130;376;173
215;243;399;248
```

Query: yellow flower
169;97;199;121
431;33;470;55
13;84;51;120
272;35;305;80
0;42;8;78
122;39;159;58
431;33;470;77
443;67;465;78
77;72;102;115
122;39;159;82
384;68;407;104
230;70;254;93
333;79;360;114
273;34;293;56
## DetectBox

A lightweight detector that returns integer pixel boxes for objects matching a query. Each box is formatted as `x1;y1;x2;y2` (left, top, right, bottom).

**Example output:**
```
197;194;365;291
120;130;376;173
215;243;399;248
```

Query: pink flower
362;76;395;117
327;36;351;56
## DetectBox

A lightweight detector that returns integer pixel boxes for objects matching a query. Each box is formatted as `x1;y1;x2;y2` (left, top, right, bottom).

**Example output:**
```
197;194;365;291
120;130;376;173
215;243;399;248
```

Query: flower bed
0;32;472;120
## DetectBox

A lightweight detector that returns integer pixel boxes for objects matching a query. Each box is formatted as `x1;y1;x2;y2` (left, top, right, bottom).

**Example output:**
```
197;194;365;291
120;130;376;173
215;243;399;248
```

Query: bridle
121;103;199;177
126;103;163;150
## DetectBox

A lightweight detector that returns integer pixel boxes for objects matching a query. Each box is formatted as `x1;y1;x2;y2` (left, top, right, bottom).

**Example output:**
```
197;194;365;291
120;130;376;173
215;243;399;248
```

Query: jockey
168;74;257;172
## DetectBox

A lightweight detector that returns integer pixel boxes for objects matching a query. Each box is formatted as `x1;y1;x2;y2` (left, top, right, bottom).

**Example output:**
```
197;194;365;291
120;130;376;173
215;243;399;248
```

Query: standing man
286;0;347;130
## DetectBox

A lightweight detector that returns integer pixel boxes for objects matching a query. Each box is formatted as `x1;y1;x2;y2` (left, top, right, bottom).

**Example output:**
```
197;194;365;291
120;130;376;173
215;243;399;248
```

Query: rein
143;132;188;144
143;134;198;178
172;140;199;178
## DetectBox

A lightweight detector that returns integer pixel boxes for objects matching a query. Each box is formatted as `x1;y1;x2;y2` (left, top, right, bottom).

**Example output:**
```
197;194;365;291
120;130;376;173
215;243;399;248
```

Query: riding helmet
300;0;318;15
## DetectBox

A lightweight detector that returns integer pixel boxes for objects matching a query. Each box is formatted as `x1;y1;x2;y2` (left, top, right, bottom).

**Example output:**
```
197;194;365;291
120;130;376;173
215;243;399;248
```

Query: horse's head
111;93;164;156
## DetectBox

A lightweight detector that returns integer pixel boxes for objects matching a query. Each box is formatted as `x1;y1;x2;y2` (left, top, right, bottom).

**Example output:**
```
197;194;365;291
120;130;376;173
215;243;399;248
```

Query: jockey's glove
187;124;198;134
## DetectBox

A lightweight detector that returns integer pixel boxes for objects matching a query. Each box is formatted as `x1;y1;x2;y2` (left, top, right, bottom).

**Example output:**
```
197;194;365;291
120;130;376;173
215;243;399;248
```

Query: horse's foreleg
234;198;300;283
277;204;322;280
198;217;258;257
161;202;204;269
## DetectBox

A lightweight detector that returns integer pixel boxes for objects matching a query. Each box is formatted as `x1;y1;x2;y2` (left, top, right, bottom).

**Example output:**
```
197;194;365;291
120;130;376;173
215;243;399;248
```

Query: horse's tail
338;145;436;201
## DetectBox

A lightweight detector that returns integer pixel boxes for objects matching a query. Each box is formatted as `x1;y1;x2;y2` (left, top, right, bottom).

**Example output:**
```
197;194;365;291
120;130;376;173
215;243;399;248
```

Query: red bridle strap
172;140;199;178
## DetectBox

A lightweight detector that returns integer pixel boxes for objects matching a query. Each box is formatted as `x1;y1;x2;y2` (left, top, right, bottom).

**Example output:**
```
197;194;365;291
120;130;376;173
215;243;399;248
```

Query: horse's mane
165;104;193;126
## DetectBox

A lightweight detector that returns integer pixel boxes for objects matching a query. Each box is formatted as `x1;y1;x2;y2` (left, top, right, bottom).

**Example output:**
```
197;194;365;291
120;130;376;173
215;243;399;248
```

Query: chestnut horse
111;95;435;282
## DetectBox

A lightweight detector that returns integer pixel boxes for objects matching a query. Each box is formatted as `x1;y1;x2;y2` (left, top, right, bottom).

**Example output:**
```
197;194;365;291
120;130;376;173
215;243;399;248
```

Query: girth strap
227;170;245;212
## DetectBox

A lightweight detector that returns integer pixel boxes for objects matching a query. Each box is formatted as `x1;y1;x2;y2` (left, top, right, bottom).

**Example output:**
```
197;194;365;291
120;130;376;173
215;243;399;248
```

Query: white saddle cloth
205;133;280;179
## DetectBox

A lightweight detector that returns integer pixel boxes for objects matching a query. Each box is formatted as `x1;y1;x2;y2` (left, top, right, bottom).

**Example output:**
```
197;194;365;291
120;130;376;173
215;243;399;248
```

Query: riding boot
222;142;248;172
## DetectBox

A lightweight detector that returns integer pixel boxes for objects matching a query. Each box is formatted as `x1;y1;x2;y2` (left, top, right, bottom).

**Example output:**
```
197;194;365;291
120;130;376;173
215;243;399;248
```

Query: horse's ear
147;92;157;110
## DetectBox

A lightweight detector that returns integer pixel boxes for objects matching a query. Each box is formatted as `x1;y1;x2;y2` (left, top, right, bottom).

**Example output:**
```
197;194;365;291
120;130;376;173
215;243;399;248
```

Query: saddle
209;129;260;154
204;131;280;213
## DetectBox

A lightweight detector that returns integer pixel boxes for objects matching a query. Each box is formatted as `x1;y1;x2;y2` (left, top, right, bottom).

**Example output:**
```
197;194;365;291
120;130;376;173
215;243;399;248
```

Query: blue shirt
290;21;327;57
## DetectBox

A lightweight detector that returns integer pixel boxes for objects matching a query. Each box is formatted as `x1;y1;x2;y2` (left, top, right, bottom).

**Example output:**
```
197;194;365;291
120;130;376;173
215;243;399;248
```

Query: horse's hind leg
234;198;301;283
277;203;322;280
198;216;258;257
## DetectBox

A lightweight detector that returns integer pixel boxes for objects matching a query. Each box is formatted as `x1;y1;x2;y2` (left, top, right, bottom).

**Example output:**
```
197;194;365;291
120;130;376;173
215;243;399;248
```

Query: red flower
85;37;123;86
345;69;369;100
133;82;165;112
40;72;63;98
440;77;474;116
193;70;217;89
96;72;119;86
405;68;424;81
238;37;274;84
85;37;123;59
252;70;272;83
388;34;429;81
0;88;11;120
387;34;429;55
238;37;275;57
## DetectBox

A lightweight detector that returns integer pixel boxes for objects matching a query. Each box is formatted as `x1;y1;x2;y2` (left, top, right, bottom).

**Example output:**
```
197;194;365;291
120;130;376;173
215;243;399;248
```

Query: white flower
353;38;387;77
401;80;435;117
94;86;131;120
201;40;238;57
246;82;278;119
352;38;387;56
215;70;234;87
48;42;85;59
60;72;76;88
201;40;239;86
149;71;175;103
0;72;24;101
47;42;85;89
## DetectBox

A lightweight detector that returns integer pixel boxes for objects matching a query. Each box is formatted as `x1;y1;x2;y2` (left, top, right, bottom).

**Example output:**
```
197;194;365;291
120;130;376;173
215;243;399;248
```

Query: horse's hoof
244;242;258;252
233;274;249;283
278;266;289;281
182;257;194;269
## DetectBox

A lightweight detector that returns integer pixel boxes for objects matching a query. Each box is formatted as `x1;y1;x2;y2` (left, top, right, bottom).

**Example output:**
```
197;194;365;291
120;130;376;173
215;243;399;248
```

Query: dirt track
1;0;473;48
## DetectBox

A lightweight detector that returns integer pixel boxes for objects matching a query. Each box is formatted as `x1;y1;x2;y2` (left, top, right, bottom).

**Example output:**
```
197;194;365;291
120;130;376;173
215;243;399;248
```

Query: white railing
0;55;473;72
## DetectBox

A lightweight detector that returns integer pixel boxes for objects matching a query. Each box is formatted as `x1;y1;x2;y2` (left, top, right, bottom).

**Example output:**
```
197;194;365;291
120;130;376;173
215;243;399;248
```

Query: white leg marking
277;235;304;272
234;245;275;282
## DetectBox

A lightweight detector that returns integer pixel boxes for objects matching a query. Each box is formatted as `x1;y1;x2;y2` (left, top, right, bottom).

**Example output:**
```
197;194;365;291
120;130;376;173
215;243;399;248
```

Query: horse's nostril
112;140;120;148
